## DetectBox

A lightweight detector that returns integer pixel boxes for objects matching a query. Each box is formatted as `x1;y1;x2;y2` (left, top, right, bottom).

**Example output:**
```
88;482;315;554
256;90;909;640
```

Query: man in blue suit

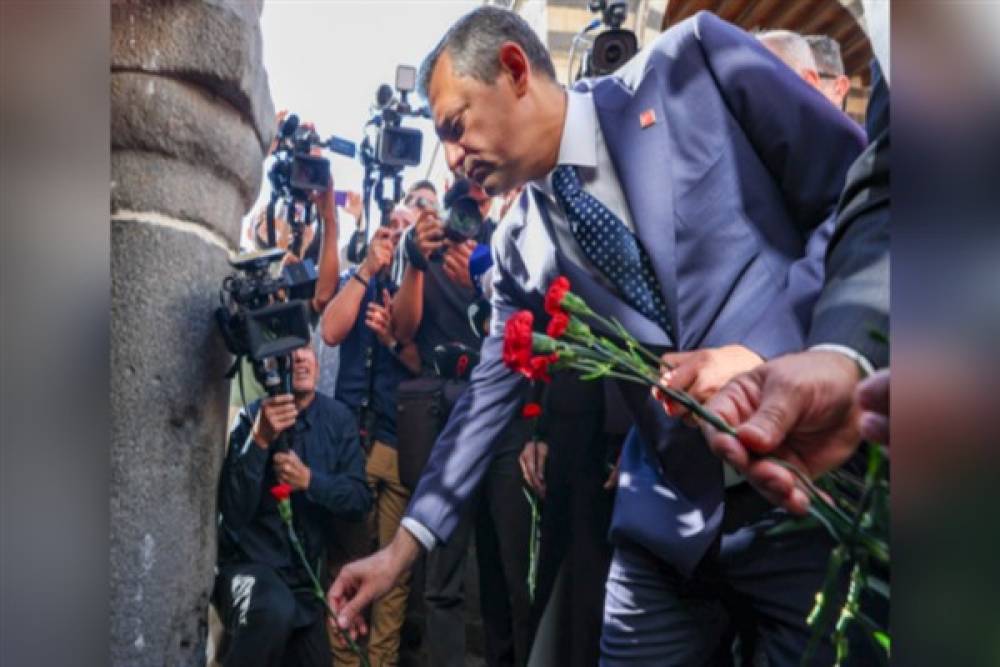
330;7;864;663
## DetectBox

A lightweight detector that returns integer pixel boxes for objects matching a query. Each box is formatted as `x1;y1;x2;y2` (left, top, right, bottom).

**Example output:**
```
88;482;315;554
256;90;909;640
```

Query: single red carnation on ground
270;483;293;502
546;312;569;338
544;276;571;316
503;311;535;373
522;402;542;419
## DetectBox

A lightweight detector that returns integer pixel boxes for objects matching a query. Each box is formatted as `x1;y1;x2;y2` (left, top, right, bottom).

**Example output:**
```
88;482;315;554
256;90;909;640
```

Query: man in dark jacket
214;344;371;667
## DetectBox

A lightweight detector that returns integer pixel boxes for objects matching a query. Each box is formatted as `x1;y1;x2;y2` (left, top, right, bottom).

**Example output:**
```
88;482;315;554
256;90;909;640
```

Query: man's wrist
808;344;875;378
400;517;437;552
251;429;271;450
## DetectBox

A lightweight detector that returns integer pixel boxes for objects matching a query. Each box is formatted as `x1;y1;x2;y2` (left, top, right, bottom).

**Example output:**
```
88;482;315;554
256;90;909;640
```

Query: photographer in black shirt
214;344;370;667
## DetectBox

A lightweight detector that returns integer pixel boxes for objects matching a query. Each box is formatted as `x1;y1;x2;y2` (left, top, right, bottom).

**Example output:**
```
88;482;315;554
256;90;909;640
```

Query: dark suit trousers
600;485;845;666
213;563;329;667
528;377;618;667
424;419;534;667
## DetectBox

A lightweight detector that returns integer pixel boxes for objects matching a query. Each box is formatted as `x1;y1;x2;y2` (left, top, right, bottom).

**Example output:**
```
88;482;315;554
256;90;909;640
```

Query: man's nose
444;142;465;174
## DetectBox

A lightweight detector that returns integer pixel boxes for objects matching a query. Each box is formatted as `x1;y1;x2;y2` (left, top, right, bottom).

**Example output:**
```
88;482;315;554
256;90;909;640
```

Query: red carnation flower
270;483;293;503
546;311;569;339
503;311;535;373
524;353;558;383
544;276;571;316
522;402;542;419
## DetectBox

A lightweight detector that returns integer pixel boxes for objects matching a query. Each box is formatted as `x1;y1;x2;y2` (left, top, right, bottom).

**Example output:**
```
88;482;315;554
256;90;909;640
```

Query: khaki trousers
329;441;411;667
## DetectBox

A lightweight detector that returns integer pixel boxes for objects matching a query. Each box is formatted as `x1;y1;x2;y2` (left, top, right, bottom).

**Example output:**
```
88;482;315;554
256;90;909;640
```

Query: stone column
110;1;274;664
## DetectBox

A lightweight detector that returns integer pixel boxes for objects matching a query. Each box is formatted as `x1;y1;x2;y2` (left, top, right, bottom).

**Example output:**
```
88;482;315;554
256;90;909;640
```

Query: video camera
571;0;639;80
588;1;638;75
265;114;356;257
215;248;316;410
348;65;430;263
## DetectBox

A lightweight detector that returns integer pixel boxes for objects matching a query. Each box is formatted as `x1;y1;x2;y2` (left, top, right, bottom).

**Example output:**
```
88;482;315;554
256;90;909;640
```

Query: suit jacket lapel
530;188;670;346
593;76;680;340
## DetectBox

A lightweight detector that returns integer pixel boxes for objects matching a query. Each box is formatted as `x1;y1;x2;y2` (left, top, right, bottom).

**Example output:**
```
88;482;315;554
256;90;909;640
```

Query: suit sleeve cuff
401;517;437;551
809;343;875;377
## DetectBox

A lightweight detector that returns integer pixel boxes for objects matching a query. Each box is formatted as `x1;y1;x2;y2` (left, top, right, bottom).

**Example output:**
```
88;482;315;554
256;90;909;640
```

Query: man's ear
498;42;530;96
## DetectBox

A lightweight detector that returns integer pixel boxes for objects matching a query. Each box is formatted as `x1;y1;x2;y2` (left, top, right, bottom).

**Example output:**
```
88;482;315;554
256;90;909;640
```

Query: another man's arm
309;183;341;315
390;208;444;342
320;228;395;347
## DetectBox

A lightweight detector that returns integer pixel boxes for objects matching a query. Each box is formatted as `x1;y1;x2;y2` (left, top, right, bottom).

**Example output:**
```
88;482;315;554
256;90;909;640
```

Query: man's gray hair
805;34;846;76
756;29;818;73
417;6;556;100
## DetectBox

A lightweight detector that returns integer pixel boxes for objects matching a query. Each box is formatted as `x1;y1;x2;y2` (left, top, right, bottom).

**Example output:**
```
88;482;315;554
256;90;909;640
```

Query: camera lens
606;42;623;64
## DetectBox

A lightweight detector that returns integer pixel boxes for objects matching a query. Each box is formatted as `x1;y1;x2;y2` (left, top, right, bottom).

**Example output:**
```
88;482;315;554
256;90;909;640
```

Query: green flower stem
281;507;370;667
522;487;541;604
802;544;846;666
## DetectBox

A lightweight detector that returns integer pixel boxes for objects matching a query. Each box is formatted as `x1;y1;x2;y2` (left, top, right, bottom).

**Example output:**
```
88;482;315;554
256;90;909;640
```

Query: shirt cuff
400;517;437;551
809;344;875;378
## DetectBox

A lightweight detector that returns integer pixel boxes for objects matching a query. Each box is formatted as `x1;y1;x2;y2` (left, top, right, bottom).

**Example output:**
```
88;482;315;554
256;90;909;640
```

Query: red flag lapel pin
639;108;656;129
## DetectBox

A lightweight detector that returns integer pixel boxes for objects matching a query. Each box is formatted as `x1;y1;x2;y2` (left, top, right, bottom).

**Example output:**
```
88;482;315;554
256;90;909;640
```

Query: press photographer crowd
211;4;888;666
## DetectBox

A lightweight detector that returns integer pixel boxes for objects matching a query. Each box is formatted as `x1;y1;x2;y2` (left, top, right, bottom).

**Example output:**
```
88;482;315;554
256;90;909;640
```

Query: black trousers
424;420;534;667
213;562;329;667
529;375;619;667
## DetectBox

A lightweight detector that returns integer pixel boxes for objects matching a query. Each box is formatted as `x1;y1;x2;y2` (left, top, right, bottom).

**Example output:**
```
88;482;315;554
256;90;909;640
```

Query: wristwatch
391;340;405;356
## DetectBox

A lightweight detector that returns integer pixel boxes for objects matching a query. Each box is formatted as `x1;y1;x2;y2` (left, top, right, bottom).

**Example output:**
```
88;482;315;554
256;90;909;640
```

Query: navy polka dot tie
552;165;671;334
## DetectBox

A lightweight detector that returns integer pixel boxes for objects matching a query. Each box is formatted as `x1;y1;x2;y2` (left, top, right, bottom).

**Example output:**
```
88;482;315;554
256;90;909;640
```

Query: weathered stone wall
110;1;274;664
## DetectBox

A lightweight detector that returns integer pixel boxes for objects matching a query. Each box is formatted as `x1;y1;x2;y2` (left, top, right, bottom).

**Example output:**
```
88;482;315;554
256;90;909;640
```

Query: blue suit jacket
406;12;865;575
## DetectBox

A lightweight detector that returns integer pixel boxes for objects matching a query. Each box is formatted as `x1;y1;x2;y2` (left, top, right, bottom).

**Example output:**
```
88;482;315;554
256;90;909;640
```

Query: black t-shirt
398;219;496;373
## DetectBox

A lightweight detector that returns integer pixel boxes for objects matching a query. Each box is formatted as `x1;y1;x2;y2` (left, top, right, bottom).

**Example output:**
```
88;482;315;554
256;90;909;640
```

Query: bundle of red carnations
502;276;890;665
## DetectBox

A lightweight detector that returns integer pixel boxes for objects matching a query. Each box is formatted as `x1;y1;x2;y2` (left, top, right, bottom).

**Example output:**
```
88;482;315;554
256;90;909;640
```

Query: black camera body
406;178;485;267
269;114;356;201
586;0;638;77
265;115;356;256
375;120;423;169
216;248;315;394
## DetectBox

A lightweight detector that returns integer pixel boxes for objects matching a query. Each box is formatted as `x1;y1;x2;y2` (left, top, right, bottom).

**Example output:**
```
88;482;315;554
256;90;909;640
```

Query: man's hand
359;228;395;280
657;345;764;418
344;190;363;219
442;240;476;289
329;528;422;641
310;178;337;229
700;350;864;514
411;208;444;259
274;450;311;491
365;289;395;348
251;394;298;448
518;440;548;499
603;451;622;491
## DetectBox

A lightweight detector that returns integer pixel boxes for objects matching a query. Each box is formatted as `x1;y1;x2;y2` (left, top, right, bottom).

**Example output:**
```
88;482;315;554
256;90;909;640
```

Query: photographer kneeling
214;344;371;667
